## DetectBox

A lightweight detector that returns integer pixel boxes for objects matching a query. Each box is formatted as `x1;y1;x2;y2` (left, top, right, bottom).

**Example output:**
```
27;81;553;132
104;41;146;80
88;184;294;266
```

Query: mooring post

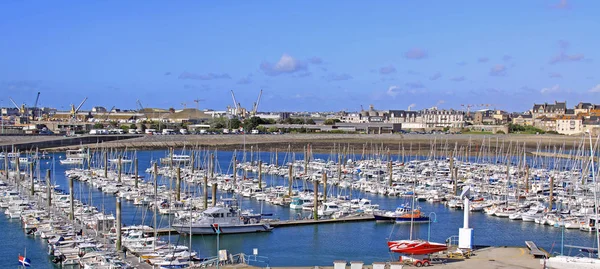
313;179;319;220
388;155;393;187
288;164;293;197
322;172;328;203
103;151;108;178
525;165;530;193
190;150;195;173
116;197;122;251
210;153;214;179
69;176;74;221
203;175;208;209
4;150;8;181
16;156;20;182
549;177;554;211
30;162;34;196
46;169;51;209
258;160;262;190
118;155;122;183
176;167;181;201
212;183;217;207
134;157;139;189
233;155;237;185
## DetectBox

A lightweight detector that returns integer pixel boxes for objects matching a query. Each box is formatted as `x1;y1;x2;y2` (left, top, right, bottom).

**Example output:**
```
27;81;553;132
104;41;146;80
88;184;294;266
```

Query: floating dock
267;214;375;228
153;215;375;235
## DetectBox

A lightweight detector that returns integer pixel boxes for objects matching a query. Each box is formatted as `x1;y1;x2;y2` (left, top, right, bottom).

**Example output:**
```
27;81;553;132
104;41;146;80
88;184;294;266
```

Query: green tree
120;125;129;131
93;123;104;129
243;116;267;131
324;119;340;125
210;117;227;129
129;124;137;130
306;119;316;125
268;126;279;133
229;118;241;129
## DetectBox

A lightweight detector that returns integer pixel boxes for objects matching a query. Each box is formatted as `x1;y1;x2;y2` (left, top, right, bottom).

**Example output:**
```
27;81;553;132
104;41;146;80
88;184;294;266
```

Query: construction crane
193;99;205;110
31;92;40;121
460;104;475;114
70;97;88;121
251;89;263;116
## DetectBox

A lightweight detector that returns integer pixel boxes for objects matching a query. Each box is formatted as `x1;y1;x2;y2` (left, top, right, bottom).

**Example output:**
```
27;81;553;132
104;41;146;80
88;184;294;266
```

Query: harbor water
0;149;597;268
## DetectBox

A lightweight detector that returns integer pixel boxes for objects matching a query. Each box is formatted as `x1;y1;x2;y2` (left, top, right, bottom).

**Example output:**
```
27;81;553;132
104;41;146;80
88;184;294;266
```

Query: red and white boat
387;239;448;255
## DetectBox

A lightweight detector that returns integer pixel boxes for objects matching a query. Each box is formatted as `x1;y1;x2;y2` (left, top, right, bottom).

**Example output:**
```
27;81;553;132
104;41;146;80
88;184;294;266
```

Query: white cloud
589;84;600;93
387;85;400;98
540;84;561;94
260;54;307;76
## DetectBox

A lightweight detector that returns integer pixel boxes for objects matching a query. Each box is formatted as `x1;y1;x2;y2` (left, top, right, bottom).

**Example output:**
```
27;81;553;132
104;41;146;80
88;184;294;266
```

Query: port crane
230;90;242;118
70;97;88;121
8;97;28;123
251;89;263;116
31;92;40;120
104;106;116;121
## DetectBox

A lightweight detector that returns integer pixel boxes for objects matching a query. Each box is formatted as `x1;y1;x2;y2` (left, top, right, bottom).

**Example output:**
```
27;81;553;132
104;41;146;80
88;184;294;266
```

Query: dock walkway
525;241;548;258
268;214;375;227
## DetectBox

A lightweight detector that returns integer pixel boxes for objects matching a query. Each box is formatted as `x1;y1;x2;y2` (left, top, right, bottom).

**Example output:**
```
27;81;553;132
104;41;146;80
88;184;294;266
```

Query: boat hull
388;240;448;255
172;223;272;235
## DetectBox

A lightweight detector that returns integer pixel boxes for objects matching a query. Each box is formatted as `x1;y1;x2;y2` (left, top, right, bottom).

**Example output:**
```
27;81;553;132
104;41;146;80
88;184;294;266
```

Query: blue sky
1;0;598;112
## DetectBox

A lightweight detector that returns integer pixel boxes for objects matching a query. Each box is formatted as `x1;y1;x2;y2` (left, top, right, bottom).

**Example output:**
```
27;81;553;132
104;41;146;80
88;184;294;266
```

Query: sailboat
386;180;447;255
543;133;600;269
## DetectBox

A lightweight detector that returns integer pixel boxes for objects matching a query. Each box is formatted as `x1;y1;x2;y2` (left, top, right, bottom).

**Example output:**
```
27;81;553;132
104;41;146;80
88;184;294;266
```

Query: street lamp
428;212;437;242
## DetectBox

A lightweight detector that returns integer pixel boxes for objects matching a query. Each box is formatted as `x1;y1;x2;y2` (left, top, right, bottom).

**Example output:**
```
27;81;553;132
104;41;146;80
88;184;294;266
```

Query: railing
446;235;459;247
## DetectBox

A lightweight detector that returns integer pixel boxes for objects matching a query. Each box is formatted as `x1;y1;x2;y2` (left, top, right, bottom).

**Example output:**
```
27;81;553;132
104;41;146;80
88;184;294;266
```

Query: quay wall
0;134;142;152
0;133;586;155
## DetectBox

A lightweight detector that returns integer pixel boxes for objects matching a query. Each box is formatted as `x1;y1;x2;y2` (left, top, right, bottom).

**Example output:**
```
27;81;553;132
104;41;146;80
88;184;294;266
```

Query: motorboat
172;204;272;235
60;157;84;165
374;205;430;223
387;240;448;255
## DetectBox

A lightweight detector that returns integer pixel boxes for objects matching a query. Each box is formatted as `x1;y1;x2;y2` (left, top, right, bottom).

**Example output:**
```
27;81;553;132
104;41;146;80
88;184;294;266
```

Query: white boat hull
172;223;272;235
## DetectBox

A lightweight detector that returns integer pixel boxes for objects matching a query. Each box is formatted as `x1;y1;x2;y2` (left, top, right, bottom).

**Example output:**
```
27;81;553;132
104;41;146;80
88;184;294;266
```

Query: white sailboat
543;133;600;269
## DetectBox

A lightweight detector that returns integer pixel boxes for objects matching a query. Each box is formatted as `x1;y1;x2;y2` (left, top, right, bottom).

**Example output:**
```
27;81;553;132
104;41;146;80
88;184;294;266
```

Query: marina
1;135;600;268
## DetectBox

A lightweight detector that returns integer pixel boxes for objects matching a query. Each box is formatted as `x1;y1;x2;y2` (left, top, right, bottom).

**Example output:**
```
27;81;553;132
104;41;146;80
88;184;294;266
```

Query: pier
153;215;376;235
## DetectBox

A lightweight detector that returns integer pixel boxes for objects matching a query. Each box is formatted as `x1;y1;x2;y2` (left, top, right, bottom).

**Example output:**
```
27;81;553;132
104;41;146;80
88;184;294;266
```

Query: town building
421;107;465;128
555;116;583;135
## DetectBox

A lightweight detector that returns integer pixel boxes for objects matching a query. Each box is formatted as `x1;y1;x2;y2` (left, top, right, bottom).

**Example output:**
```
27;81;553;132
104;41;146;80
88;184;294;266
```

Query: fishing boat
172;203;272;235
387;240;448;255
